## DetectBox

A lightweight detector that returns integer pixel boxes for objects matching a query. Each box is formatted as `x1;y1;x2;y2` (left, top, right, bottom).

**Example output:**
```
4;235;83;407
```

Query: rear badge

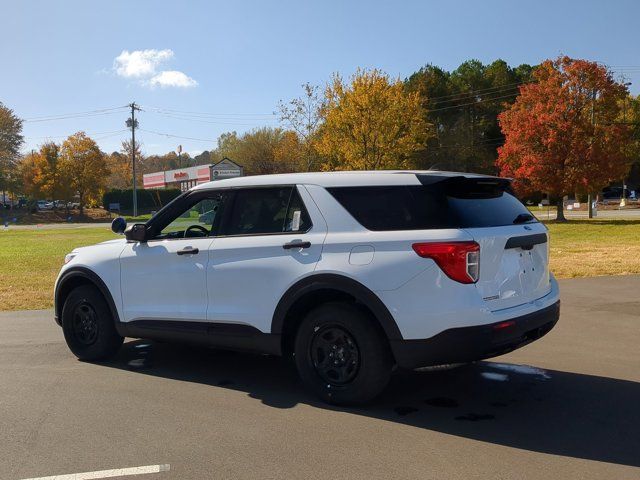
524;225;532;230
483;295;500;301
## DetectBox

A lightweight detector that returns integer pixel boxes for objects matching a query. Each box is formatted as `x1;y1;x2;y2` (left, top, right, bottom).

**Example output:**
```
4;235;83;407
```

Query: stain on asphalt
455;413;495;422
394;406;419;416
424;397;459;408
489;363;551;380
127;358;150;370
481;372;509;382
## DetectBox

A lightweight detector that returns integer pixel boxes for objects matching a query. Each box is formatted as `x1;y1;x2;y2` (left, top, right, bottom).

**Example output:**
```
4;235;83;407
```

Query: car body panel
56;239;128;322
119;237;213;322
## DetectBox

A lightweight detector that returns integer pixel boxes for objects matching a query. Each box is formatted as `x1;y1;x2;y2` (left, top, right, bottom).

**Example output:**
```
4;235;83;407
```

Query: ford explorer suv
55;171;560;405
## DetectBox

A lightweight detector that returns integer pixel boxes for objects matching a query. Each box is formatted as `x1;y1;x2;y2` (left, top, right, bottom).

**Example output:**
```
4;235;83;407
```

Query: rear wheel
61;285;123;361
294;302;392;405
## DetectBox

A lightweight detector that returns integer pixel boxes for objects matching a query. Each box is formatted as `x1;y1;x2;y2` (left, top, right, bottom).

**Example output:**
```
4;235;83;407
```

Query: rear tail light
412;241;480;284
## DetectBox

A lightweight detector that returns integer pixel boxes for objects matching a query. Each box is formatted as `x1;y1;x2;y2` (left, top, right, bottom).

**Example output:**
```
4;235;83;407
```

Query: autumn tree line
1;56;639;219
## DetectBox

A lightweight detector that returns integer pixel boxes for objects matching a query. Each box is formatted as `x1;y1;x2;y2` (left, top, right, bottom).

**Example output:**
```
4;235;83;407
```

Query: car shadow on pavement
102;339;639;468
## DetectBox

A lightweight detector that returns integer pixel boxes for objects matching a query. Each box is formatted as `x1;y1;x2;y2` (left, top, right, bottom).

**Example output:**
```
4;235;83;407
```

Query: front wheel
61;285;123;361
294;302;392;405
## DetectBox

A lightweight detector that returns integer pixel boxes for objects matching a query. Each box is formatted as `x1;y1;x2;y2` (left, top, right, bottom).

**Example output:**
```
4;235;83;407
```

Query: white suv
55;171;560;404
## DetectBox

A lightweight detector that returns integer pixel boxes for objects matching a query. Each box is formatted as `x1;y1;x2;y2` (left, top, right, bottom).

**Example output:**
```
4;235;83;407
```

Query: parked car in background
37;200;54;210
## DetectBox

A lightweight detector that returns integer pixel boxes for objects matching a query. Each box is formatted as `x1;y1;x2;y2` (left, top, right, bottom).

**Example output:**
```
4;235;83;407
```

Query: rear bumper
390;300;560;369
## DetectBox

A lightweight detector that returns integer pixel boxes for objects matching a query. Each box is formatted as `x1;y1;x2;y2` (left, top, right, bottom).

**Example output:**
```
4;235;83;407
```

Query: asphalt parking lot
1;276;639;480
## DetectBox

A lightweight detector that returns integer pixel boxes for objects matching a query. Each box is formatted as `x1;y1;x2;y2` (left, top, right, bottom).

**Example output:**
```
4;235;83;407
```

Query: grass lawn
0;227;113;311
1;220;639;311
546;220;640;278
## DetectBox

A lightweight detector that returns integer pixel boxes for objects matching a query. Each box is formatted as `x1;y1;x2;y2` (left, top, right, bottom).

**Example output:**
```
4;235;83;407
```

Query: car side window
284;187;312;232
153;193;225;240
224;186;312;236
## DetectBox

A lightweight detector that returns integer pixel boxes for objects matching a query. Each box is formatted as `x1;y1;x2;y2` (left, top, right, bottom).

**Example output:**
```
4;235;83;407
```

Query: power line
24;129;128;140
94;130;130;141
425;82;526;104
427;92;521;113
23;106;128;123
138;128;215;143
146;110;278;126
424;65;639;106
429;136;506;150
142;105;275;117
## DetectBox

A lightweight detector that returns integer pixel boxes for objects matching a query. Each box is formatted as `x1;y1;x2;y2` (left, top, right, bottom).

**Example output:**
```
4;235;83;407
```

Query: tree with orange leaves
497;56;631;221
60;132;109;214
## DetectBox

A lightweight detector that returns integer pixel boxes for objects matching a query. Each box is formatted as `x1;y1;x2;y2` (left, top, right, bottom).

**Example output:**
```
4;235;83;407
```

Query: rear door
207;185;327;333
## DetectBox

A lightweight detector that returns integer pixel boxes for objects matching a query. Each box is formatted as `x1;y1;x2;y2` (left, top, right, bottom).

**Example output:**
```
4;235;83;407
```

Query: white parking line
19;464;170;480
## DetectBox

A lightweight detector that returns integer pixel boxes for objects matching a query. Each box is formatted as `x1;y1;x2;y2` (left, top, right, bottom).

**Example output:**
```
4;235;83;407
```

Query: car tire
61;285;123;361
294;302;393;405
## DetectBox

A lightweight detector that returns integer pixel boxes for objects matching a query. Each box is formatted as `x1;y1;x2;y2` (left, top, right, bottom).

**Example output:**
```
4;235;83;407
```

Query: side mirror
124;223;148;243
111;217;127;235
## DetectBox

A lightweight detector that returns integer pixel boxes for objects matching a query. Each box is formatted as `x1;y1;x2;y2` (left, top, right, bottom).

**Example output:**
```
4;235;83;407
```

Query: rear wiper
513;213;534;224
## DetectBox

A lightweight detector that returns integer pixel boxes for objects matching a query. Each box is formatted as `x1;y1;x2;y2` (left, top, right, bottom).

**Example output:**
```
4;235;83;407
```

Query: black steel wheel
62;285;123;361
71;302;100;345
294;302;393;405
310;325;360;385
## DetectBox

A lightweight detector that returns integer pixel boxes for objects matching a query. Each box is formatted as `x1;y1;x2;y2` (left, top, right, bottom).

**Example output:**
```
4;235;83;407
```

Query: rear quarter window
327;180;536;231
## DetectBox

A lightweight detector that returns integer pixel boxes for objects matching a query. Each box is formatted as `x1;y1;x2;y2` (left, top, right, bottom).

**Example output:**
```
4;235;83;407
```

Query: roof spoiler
415;174;512;198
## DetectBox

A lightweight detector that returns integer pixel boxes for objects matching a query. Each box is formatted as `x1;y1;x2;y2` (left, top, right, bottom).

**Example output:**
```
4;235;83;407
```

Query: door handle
177;246;199;256
283;241;311;250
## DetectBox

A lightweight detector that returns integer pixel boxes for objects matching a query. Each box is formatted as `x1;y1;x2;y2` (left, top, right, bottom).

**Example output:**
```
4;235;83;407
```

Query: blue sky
2;0;640;157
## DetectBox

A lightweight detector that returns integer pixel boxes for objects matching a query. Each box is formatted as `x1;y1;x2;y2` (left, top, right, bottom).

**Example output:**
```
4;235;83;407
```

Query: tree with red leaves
497;56;632;221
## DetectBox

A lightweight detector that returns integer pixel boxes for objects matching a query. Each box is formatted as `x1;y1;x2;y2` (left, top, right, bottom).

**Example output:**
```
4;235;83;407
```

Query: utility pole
126;103;140;217
621;82;632;208
588;89;596;219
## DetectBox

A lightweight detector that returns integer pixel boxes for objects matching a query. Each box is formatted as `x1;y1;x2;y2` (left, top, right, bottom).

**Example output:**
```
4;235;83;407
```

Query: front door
119;193;224;323
207;185;327;333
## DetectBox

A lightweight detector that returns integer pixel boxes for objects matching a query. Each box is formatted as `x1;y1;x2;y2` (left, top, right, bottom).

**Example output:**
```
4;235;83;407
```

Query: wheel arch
272;274;402;356
55;267;122;332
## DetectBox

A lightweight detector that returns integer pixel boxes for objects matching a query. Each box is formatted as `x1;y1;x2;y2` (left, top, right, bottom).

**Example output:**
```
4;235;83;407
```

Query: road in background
2;222;113;230
1;276;639;480
532;207;640;221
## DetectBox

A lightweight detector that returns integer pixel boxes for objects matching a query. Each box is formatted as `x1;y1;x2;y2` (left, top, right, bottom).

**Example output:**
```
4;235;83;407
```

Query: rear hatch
417;175;551;310
466;224;550;310
326;174;551;311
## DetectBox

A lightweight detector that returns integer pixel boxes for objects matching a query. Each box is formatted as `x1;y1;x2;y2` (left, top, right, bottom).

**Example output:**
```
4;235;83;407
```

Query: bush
102;188;181;213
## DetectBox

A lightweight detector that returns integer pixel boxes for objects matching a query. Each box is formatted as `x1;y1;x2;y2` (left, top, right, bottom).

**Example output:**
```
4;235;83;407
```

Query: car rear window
326;176;536;231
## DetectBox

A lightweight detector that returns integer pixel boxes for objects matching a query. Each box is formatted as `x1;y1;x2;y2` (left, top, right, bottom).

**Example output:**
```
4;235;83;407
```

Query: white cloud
114;49;174;78
112;49;197;88
147;70;198;88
